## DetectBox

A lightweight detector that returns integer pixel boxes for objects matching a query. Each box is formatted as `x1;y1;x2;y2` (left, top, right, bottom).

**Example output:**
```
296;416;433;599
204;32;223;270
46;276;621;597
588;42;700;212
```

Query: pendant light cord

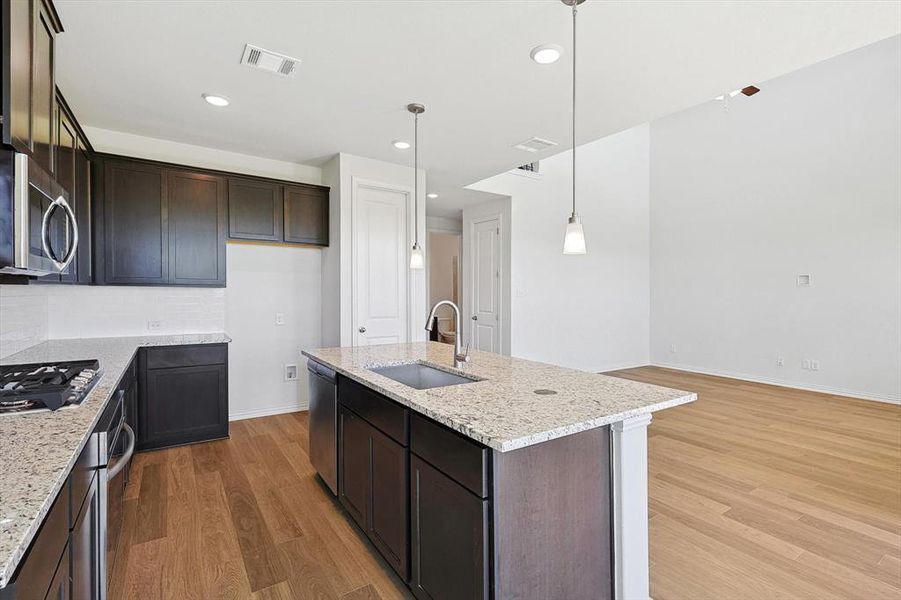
571;2;577;217
414;112;419;245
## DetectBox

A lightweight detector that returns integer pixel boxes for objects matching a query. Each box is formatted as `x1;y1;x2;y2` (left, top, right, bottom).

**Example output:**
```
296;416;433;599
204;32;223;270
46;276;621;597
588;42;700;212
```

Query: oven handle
40;195;79;272
107;423;135;479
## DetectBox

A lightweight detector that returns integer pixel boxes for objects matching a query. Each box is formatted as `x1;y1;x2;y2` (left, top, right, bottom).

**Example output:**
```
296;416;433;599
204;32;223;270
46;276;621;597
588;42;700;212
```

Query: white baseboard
600;361;654;373
229;403;308;421
649;361;900;405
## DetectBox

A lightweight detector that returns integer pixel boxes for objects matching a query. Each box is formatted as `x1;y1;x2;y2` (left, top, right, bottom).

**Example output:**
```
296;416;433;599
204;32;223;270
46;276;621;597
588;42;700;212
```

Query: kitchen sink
369;363;479;390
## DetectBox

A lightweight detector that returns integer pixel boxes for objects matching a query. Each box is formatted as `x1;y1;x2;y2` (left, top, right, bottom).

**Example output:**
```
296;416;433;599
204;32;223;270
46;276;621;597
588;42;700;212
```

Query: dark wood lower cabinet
138;344;229;451
43;545;69;600
337;404;409;581
410;456;489;600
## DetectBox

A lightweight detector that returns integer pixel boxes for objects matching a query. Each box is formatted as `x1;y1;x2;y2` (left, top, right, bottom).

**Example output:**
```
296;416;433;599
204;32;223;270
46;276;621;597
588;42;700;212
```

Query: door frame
350;176;416;347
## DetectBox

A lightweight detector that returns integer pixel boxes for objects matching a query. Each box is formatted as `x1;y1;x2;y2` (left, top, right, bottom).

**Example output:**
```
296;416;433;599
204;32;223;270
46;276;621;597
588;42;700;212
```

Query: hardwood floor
111;368;901;599
109;412;412;600
611;367;901;600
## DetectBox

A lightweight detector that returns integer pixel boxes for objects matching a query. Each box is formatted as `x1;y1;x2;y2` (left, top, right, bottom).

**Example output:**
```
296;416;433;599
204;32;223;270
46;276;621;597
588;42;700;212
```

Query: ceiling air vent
513;137;558;153
240;44;300;77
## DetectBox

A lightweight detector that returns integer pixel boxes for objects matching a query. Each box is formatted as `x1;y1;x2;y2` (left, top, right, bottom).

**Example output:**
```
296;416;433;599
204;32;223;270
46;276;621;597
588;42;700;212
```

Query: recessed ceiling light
202;93;230;107
392;140;411;150
426;193;439;199
530;43;563;65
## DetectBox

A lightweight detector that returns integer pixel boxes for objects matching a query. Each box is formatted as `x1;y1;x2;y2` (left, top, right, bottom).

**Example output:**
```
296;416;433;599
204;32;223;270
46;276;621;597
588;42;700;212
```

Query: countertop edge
0;333;231;588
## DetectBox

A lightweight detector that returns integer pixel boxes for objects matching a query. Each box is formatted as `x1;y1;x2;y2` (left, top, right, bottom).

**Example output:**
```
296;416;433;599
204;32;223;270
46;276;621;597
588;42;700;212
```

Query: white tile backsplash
0;284;226;358
0;286;50;358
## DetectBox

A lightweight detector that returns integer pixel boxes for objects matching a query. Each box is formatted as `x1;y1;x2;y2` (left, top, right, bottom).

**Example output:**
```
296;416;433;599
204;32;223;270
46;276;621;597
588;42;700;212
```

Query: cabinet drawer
145;344;227;369
68;435;99;529
1;488;68;599
338;376;408;445
411;413;489;498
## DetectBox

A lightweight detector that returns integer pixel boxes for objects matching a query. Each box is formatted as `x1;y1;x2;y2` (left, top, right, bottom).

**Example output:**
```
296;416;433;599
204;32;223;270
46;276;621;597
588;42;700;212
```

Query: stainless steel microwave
0;152;79;276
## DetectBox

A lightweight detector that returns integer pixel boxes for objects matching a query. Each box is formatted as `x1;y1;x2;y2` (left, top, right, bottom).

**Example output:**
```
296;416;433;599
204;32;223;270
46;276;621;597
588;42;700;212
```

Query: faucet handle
457;342;471;363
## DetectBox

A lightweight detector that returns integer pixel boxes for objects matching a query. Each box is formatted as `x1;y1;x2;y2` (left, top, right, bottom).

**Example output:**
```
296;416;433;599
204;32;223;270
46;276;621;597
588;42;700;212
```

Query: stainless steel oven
94;389;135;600
0;152;79;276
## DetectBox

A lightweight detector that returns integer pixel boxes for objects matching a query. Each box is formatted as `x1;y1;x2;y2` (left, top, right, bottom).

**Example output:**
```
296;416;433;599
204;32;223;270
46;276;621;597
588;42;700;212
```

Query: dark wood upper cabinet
2;0;63;163
31;1;56;174
167;170;226;286
284;184;328;245
55;103;76;283
100;159;169;285
227;178;282;242
410;455;489;600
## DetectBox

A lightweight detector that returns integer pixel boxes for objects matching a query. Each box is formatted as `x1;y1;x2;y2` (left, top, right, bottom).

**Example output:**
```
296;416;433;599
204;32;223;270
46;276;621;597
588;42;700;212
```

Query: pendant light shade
562;0;588;255
408;103;425;269
410;242;425;269
563;214;587;255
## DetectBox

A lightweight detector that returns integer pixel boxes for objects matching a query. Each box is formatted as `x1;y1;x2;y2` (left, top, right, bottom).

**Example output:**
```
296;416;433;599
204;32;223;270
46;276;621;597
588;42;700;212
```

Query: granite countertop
303;342;696;453
0;333;231;588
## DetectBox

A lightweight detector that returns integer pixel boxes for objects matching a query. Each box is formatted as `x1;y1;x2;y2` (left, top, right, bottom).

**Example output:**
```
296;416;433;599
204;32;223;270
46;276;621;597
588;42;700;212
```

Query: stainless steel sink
369;363;479;390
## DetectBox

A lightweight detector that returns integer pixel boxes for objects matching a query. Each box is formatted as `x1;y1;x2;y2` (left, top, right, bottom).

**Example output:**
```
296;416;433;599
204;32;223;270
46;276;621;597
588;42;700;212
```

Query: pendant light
408;103;426;269
562;0;587;255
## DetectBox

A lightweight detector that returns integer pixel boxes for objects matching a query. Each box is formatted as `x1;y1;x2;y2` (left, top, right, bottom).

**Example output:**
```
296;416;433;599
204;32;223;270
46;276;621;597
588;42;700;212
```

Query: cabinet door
167;170;226;286
103;161;168;284
369;427;409;581
70;473;99;600
142;363;227;450
227;178;282;241
283;185;328;245
411;455;489;600
57;105;78;284
338;406;370;531
31;0;56;174
3;0;33;152
74;136;92;284
44;544;70;600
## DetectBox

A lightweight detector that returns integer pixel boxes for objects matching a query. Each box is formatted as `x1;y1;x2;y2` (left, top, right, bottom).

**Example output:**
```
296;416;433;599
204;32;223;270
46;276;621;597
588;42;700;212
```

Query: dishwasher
307;359;338;495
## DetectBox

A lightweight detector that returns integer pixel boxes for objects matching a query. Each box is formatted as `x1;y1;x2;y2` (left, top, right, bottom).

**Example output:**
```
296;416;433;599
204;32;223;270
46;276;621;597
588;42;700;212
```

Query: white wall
469;125;651;371
226;243;321;418
649;36;901;402
320;153;427;347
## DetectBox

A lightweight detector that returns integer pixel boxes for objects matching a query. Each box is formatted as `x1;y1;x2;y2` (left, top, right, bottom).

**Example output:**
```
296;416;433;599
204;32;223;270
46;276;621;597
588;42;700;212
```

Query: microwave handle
40;195;79;272
107;423;135;479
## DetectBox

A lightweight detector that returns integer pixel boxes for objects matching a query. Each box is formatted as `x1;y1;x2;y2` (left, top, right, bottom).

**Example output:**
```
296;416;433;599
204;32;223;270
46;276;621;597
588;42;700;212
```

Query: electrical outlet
670;344;677;354
275;312;285;326
801;359;820;371
775;356;785;367
285;363;298;381
147;320;162;331
810;360;820;371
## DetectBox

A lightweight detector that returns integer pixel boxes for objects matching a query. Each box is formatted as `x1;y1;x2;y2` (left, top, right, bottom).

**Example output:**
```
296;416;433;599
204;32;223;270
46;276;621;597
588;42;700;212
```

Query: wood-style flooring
110;367;901;599
611;367;901;600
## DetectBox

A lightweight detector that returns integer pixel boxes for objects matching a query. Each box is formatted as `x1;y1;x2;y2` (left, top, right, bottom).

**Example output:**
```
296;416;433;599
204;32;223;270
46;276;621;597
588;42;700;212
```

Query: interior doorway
427;230;462;345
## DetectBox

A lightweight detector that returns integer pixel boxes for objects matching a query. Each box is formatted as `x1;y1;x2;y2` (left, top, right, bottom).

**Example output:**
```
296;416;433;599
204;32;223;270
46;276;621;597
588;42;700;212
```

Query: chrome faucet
425;300;470;367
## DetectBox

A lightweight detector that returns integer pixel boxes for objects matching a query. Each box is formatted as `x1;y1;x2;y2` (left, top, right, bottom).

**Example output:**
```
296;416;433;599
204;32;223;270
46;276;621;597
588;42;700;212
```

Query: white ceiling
54;1;900;218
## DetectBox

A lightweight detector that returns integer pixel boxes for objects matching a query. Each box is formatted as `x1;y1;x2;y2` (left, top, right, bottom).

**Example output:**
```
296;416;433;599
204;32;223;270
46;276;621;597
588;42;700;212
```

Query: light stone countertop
303;342;696;453
0;333;231;588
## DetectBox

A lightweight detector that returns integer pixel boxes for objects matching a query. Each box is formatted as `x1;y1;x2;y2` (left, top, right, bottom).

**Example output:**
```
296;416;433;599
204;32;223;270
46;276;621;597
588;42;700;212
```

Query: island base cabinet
410;456;489;600
337;405;409;582
70;474;99;600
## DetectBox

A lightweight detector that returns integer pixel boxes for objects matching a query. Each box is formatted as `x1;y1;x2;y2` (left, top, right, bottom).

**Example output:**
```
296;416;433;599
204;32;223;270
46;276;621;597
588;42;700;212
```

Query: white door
353;183;409;346
470;216;501;352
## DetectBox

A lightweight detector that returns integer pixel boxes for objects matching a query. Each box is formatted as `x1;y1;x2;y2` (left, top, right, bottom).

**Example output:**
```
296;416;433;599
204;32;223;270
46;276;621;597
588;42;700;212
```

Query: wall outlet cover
147;320;162;331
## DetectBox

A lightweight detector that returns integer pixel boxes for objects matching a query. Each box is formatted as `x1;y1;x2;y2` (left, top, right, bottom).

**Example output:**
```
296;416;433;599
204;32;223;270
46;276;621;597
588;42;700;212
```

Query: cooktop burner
0;359;101;414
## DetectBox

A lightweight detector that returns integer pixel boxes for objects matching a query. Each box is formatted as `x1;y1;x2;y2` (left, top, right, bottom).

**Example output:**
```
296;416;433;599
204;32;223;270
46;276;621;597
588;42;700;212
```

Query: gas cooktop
0;359;101;414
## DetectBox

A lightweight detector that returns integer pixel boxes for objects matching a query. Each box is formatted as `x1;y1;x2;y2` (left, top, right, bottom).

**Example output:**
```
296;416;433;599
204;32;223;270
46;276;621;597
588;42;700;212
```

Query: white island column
611;413;653;600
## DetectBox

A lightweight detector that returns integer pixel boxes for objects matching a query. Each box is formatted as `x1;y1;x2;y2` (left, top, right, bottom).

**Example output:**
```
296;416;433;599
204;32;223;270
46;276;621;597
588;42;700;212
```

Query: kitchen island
303;342;696;600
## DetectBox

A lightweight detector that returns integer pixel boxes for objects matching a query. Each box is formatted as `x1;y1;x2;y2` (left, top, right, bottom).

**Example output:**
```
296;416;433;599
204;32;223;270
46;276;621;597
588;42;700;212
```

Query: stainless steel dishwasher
307;359;338;495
